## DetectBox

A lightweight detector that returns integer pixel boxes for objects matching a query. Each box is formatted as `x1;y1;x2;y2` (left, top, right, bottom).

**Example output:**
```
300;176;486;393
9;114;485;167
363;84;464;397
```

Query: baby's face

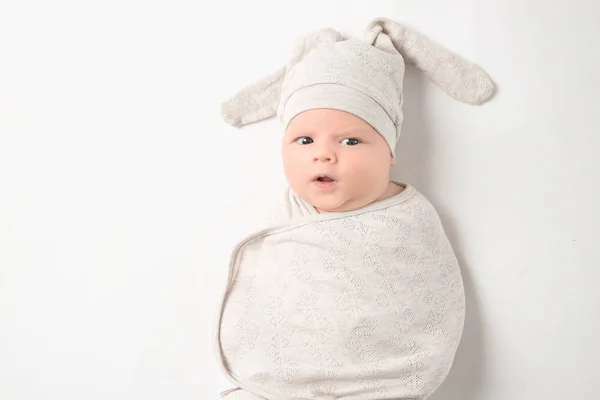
282;108;395;213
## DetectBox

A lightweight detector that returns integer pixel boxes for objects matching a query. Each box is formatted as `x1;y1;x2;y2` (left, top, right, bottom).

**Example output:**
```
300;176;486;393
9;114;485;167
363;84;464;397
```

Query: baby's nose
313;151;337;164
311;141;337;163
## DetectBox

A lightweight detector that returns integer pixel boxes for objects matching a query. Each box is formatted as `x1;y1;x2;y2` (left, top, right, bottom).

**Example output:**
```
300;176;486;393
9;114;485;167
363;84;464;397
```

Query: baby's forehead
285;109;378;135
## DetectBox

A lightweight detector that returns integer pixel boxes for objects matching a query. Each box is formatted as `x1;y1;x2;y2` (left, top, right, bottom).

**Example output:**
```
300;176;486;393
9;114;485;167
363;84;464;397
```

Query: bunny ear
364;17;495;105
220;66;286;127
220;28;343;127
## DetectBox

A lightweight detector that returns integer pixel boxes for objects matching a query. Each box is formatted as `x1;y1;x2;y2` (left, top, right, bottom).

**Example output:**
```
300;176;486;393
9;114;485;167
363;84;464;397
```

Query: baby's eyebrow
333;129;369;136
286;128;368;137
286;131;315;137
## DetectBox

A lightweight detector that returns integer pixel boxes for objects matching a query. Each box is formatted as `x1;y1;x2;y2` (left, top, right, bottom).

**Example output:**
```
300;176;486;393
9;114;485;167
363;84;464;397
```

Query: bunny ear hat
220;17;495;156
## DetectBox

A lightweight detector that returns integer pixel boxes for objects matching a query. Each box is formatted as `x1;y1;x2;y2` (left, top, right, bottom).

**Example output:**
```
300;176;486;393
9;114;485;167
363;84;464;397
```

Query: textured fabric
220;17;495;156
214;184;466;399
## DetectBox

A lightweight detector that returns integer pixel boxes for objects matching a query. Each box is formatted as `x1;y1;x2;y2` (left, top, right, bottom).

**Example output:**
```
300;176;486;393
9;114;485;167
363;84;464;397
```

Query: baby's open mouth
316;176;335;182
313;175;337;189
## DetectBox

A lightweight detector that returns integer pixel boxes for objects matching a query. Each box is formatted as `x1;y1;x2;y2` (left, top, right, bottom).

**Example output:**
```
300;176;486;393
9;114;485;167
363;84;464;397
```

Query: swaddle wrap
214;184;466;399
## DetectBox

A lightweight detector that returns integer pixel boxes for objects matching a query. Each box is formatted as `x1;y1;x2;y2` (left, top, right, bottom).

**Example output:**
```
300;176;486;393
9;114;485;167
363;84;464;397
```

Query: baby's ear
364;17;495;105
220;28;343;128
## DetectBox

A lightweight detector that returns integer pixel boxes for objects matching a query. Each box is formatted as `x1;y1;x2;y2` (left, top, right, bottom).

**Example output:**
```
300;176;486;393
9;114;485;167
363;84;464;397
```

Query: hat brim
280;84;397;155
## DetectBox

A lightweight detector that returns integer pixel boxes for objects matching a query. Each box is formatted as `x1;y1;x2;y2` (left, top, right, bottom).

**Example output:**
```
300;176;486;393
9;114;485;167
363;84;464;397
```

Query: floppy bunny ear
220;28;343;127
220;66;286;127
364;17;495;105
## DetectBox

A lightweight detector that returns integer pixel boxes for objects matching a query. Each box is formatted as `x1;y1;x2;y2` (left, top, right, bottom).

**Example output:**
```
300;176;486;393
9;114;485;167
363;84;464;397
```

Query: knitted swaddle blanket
214;184;466;399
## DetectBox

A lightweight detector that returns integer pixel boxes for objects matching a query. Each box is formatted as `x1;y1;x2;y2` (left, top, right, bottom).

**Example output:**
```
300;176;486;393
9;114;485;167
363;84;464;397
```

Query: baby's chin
291;181;381;213
308;194;366;213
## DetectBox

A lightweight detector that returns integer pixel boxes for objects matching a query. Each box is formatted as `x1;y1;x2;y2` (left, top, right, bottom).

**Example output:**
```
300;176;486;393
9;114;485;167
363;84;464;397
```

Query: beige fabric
220;17;495;156
214;184;466;399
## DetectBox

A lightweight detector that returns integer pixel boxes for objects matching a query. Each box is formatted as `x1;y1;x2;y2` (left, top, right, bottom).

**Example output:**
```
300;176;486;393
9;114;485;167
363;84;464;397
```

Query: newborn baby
214;17;495;400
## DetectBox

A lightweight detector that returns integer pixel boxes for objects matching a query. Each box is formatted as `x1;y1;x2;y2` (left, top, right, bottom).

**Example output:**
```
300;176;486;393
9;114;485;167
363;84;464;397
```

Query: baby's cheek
282;154;303;175
346;161;383;178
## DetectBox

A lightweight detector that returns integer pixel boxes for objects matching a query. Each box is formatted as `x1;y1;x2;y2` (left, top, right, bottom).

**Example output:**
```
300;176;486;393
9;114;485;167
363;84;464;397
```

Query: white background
1;0;599;399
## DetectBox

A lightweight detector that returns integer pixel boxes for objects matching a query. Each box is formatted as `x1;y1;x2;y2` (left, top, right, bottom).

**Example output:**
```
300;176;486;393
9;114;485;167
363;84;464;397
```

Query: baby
214;17;494;400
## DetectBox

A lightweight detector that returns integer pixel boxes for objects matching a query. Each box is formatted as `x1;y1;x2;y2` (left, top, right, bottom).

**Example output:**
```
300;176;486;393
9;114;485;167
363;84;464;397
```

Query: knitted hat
220;17;495;156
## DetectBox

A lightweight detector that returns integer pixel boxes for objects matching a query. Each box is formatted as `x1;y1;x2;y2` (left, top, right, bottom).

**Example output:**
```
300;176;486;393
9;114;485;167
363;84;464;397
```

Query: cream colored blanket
214;184;466;399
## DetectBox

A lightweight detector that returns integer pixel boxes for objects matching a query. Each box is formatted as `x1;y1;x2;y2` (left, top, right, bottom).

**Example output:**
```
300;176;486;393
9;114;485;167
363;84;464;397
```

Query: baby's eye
295;137;314;145
341;138;361;146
